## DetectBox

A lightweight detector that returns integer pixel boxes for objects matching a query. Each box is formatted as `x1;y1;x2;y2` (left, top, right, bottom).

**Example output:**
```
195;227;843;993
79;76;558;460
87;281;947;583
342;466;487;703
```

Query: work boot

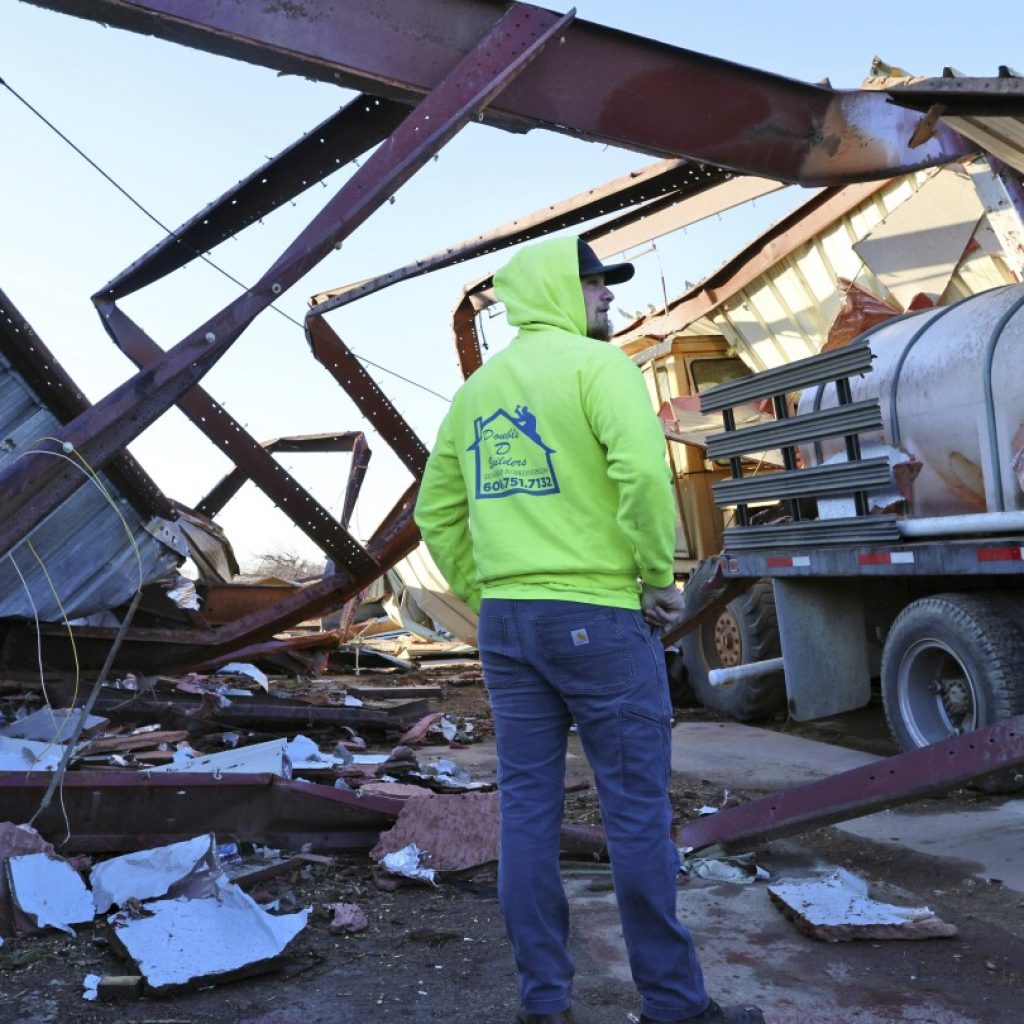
639;999;765;1023
516;1011;573;1024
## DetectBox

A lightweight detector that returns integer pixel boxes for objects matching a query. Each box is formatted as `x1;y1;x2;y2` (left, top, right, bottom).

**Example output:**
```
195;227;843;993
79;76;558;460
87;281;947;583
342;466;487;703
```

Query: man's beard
587;315;612;341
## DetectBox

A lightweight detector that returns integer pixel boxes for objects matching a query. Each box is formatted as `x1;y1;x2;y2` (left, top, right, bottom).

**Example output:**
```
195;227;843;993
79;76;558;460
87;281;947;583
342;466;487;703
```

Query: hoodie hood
493;236;586;337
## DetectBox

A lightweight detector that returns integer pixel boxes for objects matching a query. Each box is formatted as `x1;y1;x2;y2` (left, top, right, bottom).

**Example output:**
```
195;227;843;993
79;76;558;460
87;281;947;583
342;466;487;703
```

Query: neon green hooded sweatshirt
414;235;676;612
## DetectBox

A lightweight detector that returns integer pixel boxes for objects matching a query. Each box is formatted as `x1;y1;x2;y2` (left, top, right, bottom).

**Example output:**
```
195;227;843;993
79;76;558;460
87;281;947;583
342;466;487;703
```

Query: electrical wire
6;550;51;727
0;75;450;404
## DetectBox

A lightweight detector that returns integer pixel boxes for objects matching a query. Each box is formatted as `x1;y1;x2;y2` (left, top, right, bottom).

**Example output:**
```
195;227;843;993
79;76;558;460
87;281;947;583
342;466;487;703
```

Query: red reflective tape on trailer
765;555;810;568
859;552;890;565
977;546;1024;562
858;551;916;566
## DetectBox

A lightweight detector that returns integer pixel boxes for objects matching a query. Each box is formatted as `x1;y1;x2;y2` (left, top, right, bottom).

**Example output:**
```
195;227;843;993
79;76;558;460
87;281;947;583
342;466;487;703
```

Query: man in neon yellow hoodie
415;237;764;1024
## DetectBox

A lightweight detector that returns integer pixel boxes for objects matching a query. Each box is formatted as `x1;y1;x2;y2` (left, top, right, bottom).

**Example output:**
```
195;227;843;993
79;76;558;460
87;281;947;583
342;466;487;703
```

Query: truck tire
881;593;1024;790
681;580;785;721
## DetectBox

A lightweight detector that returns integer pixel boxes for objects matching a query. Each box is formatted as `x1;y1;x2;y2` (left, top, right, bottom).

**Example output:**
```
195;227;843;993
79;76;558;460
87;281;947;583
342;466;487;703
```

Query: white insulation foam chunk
8;853;95;935
111;878;308;990
90;834;221;915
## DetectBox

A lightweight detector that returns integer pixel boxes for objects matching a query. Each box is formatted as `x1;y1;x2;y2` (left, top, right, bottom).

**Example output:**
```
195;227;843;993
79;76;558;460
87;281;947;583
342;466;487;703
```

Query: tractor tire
681;579;785;721
881;593;1024;792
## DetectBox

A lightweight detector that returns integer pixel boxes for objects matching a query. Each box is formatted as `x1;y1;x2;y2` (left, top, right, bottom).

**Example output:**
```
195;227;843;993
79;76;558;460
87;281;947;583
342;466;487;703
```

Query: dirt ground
2;669;1023;1023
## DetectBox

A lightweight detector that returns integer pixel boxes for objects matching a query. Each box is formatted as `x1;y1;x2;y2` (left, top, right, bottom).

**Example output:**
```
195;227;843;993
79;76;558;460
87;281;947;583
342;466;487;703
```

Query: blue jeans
478;598;709;1021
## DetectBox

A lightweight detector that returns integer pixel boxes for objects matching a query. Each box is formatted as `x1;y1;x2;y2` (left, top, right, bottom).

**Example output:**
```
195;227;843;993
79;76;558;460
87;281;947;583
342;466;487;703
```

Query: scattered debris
679;849;770;885
145;734;379;777
215;662;270;691
377;844;438;887
90;834;222;914
109;874;309;992
768;869;958;941
328;901;368;934
82;973;101;1001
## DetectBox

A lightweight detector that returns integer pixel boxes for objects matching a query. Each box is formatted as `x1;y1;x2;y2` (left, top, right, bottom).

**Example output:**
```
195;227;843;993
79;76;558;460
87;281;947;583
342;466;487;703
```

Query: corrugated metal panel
0;351;181;621
701;167;1017;371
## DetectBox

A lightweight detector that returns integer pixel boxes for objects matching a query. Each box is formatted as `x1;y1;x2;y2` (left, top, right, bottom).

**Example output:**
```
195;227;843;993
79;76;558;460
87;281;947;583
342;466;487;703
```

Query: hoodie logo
467;405;559;500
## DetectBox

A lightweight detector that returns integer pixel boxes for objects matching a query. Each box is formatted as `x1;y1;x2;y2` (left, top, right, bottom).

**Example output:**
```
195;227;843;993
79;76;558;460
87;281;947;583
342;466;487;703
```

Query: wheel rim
896;637;980;746
706;609;742;668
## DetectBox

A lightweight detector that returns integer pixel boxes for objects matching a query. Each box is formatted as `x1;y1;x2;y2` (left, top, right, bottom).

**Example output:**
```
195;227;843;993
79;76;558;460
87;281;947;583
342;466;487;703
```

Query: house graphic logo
467;405;559;500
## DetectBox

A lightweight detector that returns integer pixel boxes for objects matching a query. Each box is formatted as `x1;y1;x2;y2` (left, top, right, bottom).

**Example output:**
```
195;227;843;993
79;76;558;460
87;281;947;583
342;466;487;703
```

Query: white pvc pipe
896;511;1024;538
708;656;785;688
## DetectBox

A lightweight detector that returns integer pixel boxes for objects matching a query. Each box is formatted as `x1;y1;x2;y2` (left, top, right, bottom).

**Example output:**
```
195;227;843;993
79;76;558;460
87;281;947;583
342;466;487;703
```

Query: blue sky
1;1;1019;567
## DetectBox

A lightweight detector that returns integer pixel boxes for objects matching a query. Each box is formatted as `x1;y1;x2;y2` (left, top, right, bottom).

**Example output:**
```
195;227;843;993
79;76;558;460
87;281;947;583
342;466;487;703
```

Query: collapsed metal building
3;0;1024;848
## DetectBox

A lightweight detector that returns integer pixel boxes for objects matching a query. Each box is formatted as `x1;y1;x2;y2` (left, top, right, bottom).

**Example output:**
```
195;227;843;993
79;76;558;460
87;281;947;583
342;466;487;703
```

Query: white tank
799;284;1024;517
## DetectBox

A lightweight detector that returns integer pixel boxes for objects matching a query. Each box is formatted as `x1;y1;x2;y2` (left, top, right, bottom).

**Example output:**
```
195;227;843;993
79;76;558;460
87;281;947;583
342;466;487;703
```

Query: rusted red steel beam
676;714;1024;854
0;3;564;562
197;432;368;519
306;318;430;478
0;772;405;853
99;95;410;301
307;159;730;315
100;301;380;577
27;0;989;184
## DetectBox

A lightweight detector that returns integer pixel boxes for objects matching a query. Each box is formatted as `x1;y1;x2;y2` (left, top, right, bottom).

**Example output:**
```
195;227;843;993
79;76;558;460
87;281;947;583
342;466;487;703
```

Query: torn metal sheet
109;875;308;992
0;773;403;853
768;869;957;941
853;167;985;307
90;834;222;914
8;852;95;935
378;843;438;886
0;292;181;620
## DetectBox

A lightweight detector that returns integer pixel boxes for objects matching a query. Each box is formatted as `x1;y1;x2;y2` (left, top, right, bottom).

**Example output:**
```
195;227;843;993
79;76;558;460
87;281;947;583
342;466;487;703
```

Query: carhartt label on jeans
571;628;589;646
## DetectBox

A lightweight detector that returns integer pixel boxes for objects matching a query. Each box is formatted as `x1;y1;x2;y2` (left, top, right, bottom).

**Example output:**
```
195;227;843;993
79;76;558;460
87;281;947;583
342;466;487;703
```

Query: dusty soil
3;669;1024;1023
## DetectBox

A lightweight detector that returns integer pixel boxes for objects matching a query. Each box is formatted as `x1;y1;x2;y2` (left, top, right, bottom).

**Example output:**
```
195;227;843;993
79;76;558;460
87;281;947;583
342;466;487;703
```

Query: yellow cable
25;537;81;742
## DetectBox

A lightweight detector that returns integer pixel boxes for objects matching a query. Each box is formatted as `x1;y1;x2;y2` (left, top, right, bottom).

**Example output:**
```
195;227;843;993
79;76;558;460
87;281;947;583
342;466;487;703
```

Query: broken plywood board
767;868;957;941
371;791;499;873
7;852;94;935
91;834;222;914
109;877;308;992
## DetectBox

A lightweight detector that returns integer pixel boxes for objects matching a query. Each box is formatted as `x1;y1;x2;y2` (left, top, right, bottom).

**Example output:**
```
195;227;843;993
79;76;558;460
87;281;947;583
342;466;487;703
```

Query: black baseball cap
577;239;634;285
